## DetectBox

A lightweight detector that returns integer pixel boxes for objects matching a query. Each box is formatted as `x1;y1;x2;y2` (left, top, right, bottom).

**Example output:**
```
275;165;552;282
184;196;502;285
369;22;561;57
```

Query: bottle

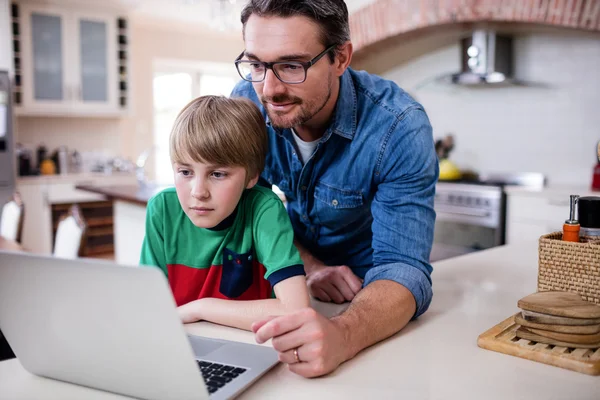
578;196;600;243
563;194;580;242
592;141;600;191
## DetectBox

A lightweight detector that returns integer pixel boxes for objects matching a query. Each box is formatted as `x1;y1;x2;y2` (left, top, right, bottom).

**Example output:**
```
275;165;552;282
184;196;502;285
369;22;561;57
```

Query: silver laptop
0;250;279;400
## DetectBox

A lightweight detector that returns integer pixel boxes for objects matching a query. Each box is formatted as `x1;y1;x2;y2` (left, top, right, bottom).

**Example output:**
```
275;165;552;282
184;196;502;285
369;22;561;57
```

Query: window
152;62;238;185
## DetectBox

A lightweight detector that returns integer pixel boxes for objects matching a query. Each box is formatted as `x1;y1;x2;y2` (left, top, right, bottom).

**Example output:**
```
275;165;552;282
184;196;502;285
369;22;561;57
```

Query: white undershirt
291;128;319;164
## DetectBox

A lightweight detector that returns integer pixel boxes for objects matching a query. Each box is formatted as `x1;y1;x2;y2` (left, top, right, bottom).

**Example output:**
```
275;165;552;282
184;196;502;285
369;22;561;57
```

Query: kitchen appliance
0;70;15;206
419;30;543;89
431;172;545;262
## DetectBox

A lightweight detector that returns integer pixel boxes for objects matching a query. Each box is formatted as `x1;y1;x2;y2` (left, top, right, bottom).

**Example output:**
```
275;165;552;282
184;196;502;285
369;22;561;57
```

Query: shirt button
310;227;315;232
301;185;307;191
332;199;339;206
303;215;308;220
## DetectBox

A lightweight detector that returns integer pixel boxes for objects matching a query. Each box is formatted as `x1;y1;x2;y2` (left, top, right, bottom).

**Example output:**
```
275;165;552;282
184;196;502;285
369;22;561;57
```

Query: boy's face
173;159;258;229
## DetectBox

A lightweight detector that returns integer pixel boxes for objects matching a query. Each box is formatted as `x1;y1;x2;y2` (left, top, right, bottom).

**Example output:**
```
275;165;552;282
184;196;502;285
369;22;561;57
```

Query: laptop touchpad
187;335;225;357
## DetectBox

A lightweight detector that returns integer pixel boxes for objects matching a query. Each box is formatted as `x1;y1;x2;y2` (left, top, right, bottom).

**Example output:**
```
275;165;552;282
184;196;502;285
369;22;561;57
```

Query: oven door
430;219;500;262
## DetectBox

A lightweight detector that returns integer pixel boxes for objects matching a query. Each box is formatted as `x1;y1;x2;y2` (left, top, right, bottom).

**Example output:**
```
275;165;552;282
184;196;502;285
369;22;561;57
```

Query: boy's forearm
180;297;307;331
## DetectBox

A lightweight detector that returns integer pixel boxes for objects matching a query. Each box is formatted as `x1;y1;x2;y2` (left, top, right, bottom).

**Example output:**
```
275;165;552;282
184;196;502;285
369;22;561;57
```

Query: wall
15;18;243;166
0;0;12;75
376;30;600;187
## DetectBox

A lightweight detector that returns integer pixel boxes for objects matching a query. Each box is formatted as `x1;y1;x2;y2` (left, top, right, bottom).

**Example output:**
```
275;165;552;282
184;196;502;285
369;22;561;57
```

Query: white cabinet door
506;221;562;245
16;4;122;116
19;4;70;110
17;183;52;254
69;11;118;113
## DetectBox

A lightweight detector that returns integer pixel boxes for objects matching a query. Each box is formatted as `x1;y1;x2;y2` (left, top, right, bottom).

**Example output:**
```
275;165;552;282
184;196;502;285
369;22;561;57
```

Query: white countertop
1;242;599;399
16;172;136;185
505;184;599;198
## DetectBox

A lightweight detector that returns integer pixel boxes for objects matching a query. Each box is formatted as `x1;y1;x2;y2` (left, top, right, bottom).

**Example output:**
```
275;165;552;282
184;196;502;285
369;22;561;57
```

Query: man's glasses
234;45;336;84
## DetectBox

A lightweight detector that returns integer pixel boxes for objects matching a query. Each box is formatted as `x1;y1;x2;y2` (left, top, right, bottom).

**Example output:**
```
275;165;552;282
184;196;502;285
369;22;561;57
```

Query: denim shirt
231;68;438;317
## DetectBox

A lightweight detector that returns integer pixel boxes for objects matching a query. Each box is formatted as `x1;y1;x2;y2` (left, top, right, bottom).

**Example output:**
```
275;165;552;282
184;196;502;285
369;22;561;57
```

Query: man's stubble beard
263;74;333;130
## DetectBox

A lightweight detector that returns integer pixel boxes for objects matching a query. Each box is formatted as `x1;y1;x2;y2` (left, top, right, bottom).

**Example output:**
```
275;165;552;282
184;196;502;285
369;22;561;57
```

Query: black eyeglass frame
234;44;337;84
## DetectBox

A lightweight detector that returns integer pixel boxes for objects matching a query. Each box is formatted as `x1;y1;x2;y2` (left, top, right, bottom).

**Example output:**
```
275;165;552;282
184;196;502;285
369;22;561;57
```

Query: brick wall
350;0;600;52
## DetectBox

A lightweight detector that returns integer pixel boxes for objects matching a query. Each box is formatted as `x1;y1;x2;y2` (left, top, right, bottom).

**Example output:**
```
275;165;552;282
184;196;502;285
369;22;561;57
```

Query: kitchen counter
1;242;599;399
17;172;136;186
75;184;169;206
76;184;171;265
504;184;599;197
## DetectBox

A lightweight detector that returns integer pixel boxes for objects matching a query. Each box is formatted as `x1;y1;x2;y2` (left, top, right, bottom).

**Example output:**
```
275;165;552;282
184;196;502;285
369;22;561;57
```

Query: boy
140;95;310;331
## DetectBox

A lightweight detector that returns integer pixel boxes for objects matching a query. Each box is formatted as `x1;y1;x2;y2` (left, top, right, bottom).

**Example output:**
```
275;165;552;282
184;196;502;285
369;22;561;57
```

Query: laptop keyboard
197;360;247;394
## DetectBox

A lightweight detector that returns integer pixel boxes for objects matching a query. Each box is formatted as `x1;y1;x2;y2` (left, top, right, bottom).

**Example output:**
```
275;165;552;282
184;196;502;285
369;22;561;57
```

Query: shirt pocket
313;182;364;228
219;248;254;298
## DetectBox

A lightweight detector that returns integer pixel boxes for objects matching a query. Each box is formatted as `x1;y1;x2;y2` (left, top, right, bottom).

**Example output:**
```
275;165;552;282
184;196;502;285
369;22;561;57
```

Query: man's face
173;158;258;229
243;15;335;129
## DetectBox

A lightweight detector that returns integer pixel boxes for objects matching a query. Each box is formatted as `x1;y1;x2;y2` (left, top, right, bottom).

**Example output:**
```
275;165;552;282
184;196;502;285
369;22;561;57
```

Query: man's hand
305;264;363;303
252;308;353;378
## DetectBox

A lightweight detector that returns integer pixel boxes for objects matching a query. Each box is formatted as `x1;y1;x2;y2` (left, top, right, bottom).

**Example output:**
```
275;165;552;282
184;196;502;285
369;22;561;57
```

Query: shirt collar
329;68;357;140
207;206;238;231
266;68;357;141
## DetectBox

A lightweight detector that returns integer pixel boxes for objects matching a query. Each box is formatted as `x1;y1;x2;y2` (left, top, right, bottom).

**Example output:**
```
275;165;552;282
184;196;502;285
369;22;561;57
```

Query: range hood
451;29;524;86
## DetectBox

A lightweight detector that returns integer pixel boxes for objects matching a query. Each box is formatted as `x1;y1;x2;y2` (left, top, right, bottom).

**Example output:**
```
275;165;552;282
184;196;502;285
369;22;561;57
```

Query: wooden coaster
477;314;600;375
518;291;600;319
522;310;600;325
516;327;600;348
515;314;600;334
524;326;600;344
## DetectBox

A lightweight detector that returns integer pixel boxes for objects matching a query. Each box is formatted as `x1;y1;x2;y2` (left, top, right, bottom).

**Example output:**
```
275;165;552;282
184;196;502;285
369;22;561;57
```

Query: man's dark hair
240;0;350;62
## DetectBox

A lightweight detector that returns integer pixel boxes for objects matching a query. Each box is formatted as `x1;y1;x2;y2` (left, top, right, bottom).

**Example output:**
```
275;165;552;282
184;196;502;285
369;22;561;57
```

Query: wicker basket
538;232;600;304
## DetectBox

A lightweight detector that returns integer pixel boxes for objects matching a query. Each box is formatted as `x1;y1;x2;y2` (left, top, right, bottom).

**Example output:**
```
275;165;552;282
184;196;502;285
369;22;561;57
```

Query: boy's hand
177;300;203;324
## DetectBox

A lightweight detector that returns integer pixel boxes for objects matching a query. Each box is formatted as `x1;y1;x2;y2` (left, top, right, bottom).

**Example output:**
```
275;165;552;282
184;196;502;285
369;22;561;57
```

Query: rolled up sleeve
369;107;438;319
363;262;433;318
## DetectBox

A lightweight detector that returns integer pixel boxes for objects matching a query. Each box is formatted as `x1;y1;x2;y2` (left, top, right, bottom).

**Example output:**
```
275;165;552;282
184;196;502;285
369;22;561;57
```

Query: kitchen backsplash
381;31;600;187
15;117;124;157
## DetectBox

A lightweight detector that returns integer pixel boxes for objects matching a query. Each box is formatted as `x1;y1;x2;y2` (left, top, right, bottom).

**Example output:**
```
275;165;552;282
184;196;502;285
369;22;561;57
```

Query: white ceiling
62;0;376;31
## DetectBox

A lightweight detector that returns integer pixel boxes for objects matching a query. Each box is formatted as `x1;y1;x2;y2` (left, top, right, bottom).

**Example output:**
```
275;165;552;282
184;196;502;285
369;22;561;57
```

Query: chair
0;192;25;243
53;205;87;259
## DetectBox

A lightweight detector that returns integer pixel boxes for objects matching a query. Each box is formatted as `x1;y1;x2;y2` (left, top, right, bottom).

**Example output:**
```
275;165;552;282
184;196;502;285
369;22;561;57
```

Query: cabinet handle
77;85;82;100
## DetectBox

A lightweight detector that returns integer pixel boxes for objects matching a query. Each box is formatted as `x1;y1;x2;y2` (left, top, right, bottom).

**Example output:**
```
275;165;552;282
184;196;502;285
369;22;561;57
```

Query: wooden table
0;236;24;252
1;242;599;399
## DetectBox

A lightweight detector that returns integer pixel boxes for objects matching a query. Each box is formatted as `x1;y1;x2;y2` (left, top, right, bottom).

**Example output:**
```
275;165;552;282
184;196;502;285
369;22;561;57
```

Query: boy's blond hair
170;95;267;180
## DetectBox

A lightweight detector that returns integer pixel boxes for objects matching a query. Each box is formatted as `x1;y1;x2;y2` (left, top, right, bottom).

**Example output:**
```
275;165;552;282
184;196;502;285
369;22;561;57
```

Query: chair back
0;192;24;243
53;205;87;259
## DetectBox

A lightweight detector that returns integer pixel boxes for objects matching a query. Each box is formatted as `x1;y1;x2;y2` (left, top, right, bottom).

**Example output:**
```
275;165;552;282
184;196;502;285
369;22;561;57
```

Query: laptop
0;250;279;400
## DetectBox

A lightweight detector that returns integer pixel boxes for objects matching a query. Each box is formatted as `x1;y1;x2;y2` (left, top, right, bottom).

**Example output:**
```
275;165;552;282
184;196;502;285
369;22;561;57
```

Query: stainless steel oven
431;182;505;262
430;173;545;262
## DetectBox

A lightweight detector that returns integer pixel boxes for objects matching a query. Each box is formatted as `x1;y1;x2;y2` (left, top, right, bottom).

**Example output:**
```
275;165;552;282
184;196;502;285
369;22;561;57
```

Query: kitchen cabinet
13;2;129;116
505;187;598;244
16;174;136;254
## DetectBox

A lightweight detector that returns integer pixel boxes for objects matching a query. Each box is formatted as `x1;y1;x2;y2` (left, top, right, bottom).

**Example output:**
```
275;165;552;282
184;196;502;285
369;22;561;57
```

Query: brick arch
349;0;600;55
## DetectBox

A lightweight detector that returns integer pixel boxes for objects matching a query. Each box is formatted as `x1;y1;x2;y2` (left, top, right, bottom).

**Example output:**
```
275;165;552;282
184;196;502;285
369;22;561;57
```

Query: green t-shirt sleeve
139;195;168;277
252;197;304;287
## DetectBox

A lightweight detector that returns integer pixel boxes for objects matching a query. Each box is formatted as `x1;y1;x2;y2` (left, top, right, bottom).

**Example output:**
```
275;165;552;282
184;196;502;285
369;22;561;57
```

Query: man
231;0;438;378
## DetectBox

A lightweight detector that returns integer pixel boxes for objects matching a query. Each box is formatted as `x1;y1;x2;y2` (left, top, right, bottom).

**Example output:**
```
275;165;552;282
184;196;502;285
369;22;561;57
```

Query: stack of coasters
516;291;600;348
